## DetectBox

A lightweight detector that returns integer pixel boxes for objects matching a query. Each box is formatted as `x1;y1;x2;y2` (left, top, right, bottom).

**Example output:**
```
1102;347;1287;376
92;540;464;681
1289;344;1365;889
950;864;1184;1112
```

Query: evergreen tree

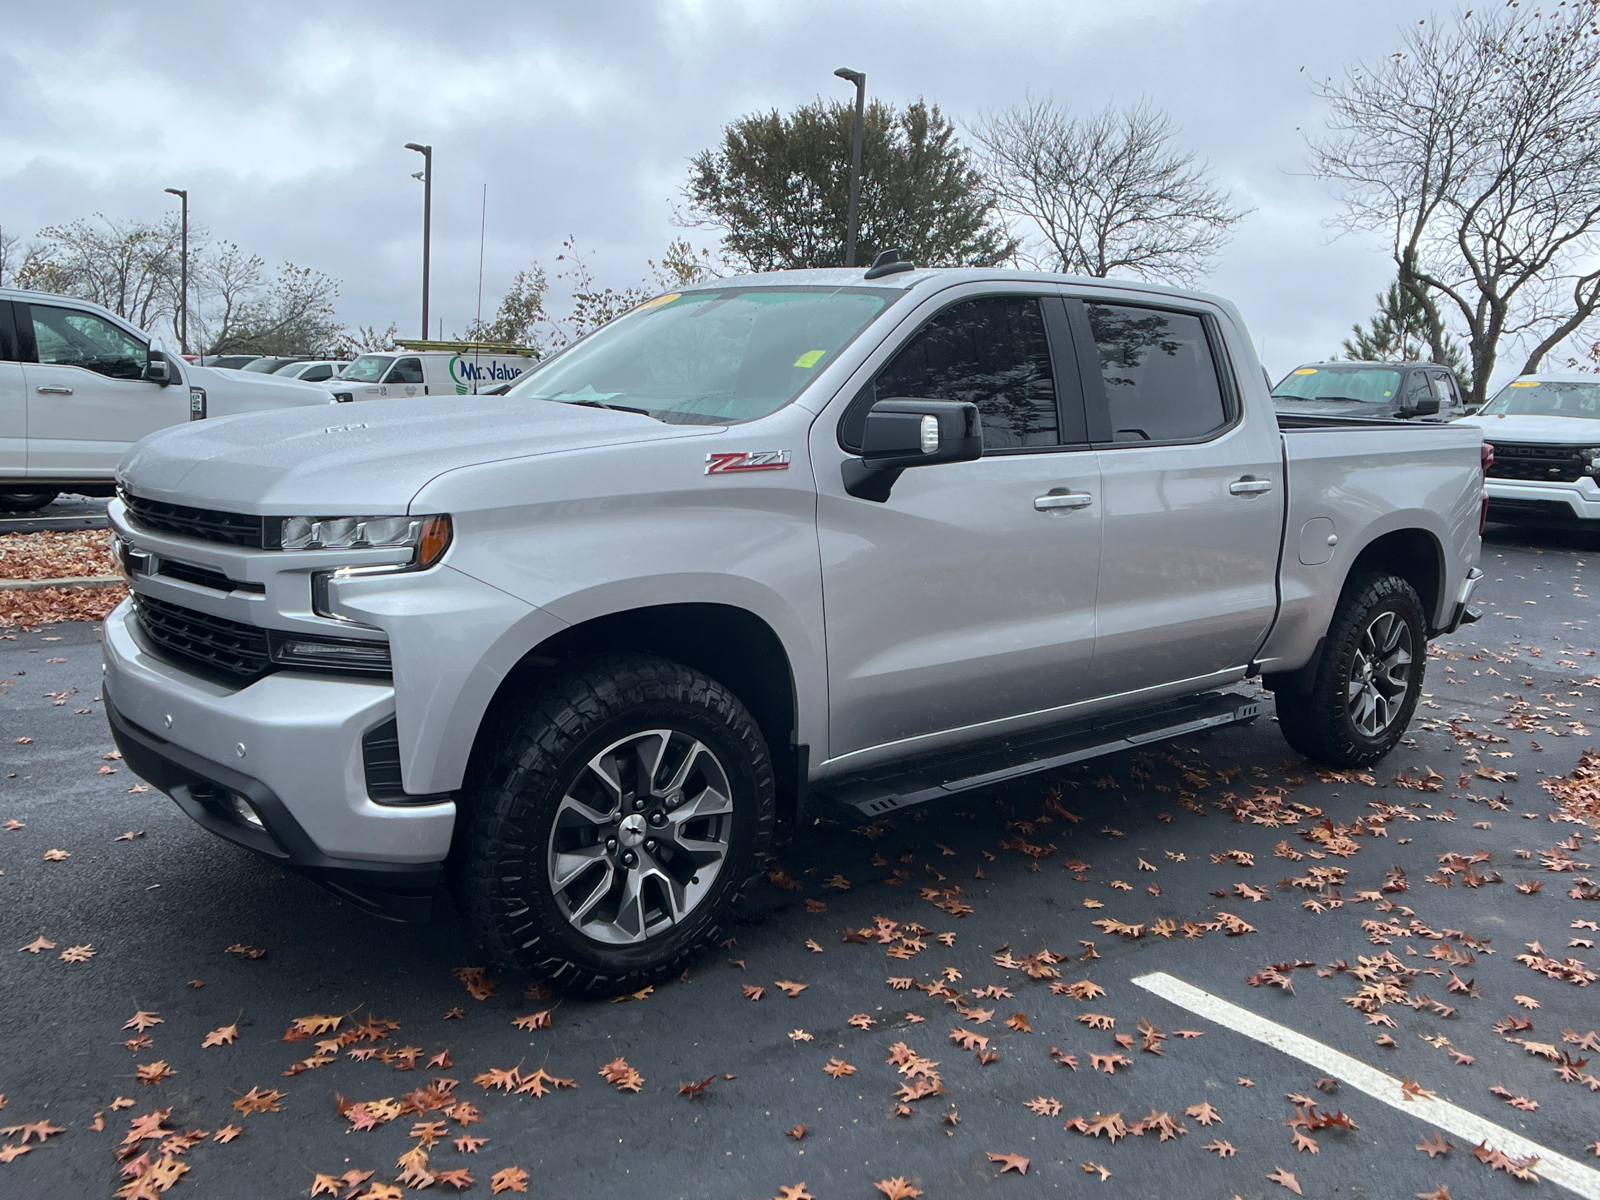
1343;279;1470;392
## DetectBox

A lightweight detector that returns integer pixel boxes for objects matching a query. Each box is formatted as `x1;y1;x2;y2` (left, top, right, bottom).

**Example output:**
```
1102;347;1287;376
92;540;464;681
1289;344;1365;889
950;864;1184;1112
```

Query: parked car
240;356;307;374
328;345;536;401
200;355;262;369
0;288;334;511
102;266;1486;992
1272;360;1469;421
1455;373;1600;525
275;360;349;383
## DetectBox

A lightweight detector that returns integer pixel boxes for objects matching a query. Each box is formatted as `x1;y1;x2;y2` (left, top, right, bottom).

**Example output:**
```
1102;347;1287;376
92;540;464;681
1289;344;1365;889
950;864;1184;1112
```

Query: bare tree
15;214;186;335
1309;4;1600;405
972;97;1248;286
0;229;18;288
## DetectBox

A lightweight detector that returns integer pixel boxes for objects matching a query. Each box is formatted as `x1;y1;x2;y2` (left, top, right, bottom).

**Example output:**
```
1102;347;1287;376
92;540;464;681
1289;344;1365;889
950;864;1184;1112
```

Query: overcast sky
0;0;1469;379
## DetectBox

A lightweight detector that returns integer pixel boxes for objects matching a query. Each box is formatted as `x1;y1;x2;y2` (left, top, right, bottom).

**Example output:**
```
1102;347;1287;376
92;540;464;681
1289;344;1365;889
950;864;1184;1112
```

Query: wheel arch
1341;526;1444;631
463;602;804;824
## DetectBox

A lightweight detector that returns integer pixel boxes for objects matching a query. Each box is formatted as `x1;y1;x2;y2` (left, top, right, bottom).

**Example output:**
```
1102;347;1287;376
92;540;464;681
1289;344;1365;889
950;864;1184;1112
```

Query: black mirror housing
842;397;982;501
1411;396;1440;416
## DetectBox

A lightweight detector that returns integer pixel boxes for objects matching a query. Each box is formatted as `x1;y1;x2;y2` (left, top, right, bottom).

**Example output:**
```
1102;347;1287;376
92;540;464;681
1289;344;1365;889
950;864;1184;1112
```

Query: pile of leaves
0;584;126;626
0;530;118;581
1542;749;1600;828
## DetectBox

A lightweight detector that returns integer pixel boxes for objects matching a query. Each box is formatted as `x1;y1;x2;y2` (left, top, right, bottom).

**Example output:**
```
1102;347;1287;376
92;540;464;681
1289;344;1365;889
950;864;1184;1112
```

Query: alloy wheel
1346;610;1414;738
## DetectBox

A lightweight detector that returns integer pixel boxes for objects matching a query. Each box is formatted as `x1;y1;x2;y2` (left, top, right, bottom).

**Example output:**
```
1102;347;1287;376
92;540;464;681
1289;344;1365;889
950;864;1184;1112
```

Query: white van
326;343;536;402
0;288;334;511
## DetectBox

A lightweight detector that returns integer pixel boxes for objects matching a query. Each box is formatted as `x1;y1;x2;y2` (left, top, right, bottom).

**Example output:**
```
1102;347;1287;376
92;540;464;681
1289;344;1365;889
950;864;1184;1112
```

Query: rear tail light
1481;442;1494;474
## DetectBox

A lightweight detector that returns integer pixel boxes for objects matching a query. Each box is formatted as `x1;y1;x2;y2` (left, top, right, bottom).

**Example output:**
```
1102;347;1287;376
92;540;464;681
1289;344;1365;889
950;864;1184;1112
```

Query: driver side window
30;305;149;380
386;357;424;384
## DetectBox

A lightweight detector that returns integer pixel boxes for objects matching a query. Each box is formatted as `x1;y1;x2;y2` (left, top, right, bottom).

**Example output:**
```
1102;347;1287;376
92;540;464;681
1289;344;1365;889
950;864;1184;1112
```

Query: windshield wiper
557;398;660;418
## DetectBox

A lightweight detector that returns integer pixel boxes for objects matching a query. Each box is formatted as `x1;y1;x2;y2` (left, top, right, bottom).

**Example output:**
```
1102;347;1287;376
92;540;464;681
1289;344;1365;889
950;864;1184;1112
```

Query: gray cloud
0;0;1446;377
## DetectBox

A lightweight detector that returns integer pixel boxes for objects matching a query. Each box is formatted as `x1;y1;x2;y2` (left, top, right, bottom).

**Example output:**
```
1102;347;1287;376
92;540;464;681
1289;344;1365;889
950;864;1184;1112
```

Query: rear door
0;302;24;479
1072;296;1282;697
817;289;1103;762
19;301;187;479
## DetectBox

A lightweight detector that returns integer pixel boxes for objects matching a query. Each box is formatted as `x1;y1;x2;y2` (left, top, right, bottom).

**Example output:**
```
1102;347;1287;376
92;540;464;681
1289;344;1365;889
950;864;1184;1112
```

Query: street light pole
833;67;866;268
163;188;189;355
404;143;433;340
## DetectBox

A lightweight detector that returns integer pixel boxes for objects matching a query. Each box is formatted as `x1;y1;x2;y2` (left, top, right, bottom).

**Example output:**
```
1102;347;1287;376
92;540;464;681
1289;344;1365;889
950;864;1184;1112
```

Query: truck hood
118;395;715;513
1455;412;1600;445
184;363;335;414
1273;398;1398;419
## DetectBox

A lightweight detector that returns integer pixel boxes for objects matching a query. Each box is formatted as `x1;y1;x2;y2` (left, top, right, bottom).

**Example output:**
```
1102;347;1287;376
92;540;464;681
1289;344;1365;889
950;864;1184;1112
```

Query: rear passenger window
1084;304;1228;443
871;296;1058;450
1430;374;1455;408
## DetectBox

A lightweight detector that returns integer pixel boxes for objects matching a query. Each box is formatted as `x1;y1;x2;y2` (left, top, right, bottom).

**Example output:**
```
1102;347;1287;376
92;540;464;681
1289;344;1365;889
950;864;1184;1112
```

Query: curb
0;576;126;592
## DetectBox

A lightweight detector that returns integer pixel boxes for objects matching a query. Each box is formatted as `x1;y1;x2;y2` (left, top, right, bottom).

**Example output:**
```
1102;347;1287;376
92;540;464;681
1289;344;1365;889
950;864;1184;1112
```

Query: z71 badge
704;451;791;475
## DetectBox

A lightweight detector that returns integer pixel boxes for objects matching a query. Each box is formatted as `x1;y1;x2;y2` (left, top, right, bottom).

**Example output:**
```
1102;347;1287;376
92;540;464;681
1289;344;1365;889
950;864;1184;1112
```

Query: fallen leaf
42;849;69;862
1187;1101;1222;1126
775;980;807;998
1515;994;1541;1009
136;1061;175;1085
231;1086;282;1115
786;1125;807;1141
598;1057;643;1093
1206;1139;1237;1156
987;1152;1029;1175
743;985;765;1001
19;937;54;954
1268;1166;1303;1194
775;1186;816;1200
1417;1131;1452;1158
490;1166;529;1194
1025;1096;1061;1117
202;1024;237;1048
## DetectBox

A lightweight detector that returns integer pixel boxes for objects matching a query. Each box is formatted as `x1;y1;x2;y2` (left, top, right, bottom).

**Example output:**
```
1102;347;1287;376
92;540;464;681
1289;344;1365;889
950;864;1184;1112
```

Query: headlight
275;513;451;566
1581;448;1600;475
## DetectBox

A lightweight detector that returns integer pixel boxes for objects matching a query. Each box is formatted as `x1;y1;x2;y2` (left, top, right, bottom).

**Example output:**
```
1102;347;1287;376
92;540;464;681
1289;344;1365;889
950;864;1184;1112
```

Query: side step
814;691;1261;817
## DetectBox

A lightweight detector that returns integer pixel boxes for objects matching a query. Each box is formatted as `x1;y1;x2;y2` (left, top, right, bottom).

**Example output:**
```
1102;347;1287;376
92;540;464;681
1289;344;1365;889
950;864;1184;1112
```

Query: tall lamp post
833;67;866;268
404;143;433;341
163;188;189;355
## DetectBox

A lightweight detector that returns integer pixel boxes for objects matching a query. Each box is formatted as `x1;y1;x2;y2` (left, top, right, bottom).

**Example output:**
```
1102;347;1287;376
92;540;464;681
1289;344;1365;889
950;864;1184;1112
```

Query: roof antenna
863;248;915;280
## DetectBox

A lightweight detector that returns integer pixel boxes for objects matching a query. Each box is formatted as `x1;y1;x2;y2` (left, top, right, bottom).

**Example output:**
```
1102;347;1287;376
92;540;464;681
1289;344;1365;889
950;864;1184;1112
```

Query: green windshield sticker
794;350;826;368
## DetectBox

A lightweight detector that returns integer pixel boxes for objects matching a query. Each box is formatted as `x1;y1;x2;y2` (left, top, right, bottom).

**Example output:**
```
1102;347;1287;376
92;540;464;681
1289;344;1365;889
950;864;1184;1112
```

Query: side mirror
1411;396;1440;416
842;398;982;502
1462;405;1481;417
145;352;172;386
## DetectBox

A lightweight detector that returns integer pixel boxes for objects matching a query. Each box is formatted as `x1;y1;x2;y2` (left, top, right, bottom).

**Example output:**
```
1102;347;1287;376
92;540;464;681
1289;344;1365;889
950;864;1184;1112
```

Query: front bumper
1485;476;1600;522
103;599;454;919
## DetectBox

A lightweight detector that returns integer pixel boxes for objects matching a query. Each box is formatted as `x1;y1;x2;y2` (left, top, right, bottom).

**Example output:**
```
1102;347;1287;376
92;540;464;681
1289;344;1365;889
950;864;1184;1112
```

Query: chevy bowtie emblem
705;451;792;475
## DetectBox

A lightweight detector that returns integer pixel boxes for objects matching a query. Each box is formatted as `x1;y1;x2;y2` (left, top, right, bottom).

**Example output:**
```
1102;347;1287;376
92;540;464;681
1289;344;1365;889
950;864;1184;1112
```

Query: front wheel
1272;573;1426;767
0;491;59;513
455;654;774;995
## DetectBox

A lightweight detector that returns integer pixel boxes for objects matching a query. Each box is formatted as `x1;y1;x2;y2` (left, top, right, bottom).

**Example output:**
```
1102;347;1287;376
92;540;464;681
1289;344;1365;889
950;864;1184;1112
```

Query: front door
817;292;1102;764
1074;297;1283;696
20;302;187;479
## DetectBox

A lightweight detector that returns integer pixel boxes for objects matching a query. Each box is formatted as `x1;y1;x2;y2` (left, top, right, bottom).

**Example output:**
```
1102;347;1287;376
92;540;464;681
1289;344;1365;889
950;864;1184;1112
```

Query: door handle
1229;478;1273;495
35;385;73;395
1035;492;1093;511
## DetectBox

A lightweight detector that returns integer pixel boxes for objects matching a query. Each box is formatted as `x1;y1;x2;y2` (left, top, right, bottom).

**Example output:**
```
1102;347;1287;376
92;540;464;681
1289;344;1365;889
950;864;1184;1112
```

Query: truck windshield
1272;366;1402;404
506;287;894;423
336;355;394;383
1479;380;1600;418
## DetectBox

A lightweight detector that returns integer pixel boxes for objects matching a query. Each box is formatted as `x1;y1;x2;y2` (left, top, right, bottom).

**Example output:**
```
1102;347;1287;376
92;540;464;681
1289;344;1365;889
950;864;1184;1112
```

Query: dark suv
1272;361;1469;421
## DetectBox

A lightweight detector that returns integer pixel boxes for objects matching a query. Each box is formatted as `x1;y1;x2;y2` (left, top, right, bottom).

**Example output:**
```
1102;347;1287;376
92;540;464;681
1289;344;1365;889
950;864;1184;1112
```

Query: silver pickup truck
100;265;1487;992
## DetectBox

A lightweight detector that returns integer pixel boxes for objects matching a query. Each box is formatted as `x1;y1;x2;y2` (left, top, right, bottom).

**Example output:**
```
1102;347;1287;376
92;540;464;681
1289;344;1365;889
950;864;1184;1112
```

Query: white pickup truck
101;264;1488;993
0;288;333;511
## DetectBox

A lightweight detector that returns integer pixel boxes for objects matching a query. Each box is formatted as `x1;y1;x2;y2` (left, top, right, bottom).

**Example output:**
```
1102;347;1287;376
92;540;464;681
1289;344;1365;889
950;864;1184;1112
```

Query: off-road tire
455;653;775;996
0;491;59;513
1272;573;1427;767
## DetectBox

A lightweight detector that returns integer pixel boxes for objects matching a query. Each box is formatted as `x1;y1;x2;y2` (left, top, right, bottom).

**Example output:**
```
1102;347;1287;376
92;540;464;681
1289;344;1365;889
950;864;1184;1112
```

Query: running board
814;691;1261;817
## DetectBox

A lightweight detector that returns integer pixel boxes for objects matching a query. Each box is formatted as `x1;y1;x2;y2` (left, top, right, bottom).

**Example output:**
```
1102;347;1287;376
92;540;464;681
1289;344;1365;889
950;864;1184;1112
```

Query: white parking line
1132;971;1600;1199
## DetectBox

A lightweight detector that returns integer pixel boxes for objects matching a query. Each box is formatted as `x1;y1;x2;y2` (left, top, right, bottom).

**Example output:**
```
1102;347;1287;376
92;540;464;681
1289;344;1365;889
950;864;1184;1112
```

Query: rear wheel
0;491;58;513
1272;573;1426;767
455;654;774;995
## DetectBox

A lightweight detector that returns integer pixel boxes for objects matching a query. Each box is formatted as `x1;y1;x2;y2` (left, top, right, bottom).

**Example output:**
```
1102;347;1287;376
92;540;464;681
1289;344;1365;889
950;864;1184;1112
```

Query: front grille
135;594;272;681
1486;442;1588;483
123;492;267;548
157;559;266;595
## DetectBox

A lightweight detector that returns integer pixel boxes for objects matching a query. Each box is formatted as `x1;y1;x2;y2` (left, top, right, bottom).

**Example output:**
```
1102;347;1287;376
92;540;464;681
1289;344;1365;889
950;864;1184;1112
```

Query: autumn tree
14;214;186;335
971;96;1248;286
683;97;1013;271
1309;4;1600;405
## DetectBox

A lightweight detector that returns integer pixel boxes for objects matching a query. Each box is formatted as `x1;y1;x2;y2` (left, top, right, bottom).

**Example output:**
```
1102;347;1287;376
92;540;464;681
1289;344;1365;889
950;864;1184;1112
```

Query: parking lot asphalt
2;524;1599;1200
